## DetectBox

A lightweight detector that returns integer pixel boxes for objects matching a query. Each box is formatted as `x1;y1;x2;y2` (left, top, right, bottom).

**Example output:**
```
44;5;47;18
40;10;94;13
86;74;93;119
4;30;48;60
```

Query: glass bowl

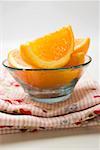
2;55;92;104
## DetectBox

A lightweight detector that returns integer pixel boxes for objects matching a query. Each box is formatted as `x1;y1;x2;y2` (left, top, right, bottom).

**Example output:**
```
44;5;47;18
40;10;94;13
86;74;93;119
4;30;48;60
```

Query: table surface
0;127;100;150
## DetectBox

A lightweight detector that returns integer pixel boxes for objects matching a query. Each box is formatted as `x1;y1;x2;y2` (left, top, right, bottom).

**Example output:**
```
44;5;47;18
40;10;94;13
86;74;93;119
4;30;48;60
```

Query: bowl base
29;93;72;104
22;78;78;104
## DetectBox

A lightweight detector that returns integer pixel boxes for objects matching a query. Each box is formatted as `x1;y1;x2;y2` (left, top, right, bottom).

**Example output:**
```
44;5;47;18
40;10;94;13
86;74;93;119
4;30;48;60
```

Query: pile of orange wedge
8;25;90;89
8;25;90;69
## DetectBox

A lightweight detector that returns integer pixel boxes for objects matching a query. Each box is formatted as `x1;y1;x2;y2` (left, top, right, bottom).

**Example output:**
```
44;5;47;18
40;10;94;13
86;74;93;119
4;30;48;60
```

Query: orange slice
74;38;90;54
66;52;85;67
8;49;33;69
7;51;82;89
20;25;74;68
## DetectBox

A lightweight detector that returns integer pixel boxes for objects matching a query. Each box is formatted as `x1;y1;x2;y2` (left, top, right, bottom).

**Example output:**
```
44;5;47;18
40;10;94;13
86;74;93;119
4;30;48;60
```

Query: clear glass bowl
2;55;92;104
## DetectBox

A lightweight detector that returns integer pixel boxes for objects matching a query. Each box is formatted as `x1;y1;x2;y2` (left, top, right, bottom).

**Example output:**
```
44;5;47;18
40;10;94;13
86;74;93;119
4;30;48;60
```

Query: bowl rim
2;55;92;71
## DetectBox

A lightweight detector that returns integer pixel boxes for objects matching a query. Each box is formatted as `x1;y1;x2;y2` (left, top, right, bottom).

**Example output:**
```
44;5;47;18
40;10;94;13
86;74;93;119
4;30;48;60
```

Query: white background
0;1;100;150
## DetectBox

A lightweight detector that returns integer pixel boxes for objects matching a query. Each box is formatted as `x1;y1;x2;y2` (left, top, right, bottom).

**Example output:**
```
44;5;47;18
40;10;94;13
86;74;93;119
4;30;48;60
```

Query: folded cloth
0;70;100;134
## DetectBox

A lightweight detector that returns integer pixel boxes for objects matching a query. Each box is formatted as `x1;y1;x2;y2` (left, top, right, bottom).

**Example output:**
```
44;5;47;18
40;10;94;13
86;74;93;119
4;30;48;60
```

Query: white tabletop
0;127;100;150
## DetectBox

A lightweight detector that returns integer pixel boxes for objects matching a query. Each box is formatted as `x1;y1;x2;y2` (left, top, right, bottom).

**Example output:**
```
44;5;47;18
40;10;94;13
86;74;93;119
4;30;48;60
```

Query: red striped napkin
0;70;100;134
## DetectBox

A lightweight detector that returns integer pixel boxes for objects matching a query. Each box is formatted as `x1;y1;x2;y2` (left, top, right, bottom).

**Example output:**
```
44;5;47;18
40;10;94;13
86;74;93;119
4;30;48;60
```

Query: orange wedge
66;52;85;67
74;38;90;54
7;50;80;89
8;49;33;69
20;25;74;68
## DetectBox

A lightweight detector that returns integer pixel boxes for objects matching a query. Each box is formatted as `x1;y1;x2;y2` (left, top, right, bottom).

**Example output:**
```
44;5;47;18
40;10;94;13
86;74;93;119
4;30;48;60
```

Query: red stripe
94;95;100;98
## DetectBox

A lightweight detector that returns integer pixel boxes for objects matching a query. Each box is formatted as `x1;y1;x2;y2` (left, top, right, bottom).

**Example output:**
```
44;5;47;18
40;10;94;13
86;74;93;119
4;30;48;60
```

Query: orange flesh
30;28;72;61
20;26;74;68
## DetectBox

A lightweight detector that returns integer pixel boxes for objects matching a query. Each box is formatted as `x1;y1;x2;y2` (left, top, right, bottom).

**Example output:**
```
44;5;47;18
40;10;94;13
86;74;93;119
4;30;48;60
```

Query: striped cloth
0;70;100;134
